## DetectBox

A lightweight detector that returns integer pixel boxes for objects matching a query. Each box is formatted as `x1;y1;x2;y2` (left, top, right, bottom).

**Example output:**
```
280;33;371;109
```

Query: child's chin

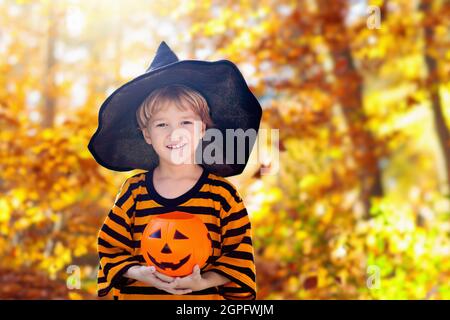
165;159;195;166
160;153;195;165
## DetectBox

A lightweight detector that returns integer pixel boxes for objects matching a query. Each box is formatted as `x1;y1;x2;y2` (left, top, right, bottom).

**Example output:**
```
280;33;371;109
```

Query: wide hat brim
88;58;262;177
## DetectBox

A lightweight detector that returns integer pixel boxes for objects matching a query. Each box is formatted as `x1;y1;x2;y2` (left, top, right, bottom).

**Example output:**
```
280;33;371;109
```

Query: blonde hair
136;84;214;132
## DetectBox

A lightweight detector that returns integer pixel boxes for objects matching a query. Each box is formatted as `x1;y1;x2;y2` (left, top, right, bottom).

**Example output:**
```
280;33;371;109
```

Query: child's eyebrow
151;115;196;123
151;118;166;123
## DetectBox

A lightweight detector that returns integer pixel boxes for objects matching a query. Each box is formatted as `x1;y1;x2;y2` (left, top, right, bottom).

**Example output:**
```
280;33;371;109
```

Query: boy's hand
172;265;208;292
125;265;193;295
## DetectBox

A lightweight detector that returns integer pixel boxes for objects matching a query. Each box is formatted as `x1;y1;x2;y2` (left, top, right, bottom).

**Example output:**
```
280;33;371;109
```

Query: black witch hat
87;41;262;177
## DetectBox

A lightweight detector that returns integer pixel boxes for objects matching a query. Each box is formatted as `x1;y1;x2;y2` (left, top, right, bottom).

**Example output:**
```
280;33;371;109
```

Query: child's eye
181;121;192;125
156;123;167;128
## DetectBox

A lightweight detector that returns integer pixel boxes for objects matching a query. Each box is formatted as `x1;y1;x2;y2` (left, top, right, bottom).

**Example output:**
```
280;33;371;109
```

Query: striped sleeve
97;177;141;297
208;186;257;300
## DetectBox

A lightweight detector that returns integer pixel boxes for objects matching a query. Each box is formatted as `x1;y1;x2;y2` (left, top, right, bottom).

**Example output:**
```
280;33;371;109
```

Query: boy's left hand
172;264;208;292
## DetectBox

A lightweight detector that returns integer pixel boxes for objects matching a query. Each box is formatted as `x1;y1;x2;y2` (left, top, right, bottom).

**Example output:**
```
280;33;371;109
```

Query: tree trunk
332;49;384;215
42;3;58;129
319;0;384;217
420;0;450;192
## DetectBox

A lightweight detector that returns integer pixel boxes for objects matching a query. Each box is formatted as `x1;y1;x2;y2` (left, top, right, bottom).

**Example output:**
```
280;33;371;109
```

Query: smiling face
140;212;212;277
142;102;206;166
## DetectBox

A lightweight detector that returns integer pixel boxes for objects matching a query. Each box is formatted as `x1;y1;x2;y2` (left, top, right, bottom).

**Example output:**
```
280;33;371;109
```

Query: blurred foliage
0;0;449;299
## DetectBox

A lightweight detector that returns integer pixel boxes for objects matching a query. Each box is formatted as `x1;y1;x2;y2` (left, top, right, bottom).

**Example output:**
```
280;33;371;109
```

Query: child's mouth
166;143;187;150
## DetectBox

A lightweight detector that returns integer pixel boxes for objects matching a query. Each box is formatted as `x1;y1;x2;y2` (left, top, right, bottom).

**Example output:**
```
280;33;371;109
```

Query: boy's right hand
125;265;192;295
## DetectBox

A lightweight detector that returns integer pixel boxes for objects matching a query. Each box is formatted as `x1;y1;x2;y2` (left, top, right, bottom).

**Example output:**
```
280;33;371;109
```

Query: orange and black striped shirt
97;167;257;300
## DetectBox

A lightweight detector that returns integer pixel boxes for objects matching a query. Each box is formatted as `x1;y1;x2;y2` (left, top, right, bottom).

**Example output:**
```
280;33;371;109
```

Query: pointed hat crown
146;41;179;72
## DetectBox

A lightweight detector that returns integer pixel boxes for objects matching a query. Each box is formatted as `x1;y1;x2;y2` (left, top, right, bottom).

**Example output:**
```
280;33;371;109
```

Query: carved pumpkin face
141;211;212;277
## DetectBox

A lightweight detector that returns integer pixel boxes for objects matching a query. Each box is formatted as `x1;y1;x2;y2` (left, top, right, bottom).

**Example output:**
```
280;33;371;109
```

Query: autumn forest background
0;0;449;299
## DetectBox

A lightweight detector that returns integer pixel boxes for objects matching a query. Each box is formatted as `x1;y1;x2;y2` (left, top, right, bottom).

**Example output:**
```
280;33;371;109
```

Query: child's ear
142;129;152;145
200;122;206;139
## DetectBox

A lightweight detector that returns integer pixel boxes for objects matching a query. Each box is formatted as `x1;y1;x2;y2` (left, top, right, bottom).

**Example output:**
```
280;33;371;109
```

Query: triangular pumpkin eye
149;229;161;238
174;230;188;239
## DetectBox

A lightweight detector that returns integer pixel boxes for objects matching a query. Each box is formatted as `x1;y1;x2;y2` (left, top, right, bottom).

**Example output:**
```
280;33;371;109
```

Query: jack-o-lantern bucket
140;211;212;277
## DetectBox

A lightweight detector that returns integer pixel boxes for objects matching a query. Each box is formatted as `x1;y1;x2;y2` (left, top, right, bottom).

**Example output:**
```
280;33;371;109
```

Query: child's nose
167;126;189;140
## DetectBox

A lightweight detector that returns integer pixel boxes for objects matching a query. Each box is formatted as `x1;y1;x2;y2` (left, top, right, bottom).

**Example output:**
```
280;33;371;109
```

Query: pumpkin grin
141;211;212;276
147;252;191;270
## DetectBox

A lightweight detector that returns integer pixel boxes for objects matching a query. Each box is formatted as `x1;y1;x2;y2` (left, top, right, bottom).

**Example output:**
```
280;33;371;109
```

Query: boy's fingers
152;277;178;289
176;289;192;295
192;264;200;277
153;271;176;283
150;275;172;285
141;266;155;273
139;266;155;277
165;288;192;295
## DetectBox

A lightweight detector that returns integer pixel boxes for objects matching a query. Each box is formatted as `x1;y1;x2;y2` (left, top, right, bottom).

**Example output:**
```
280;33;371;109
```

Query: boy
88;41;262;300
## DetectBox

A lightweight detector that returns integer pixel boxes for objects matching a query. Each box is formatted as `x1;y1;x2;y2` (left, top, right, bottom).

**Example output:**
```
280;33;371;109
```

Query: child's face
142;103;206;166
